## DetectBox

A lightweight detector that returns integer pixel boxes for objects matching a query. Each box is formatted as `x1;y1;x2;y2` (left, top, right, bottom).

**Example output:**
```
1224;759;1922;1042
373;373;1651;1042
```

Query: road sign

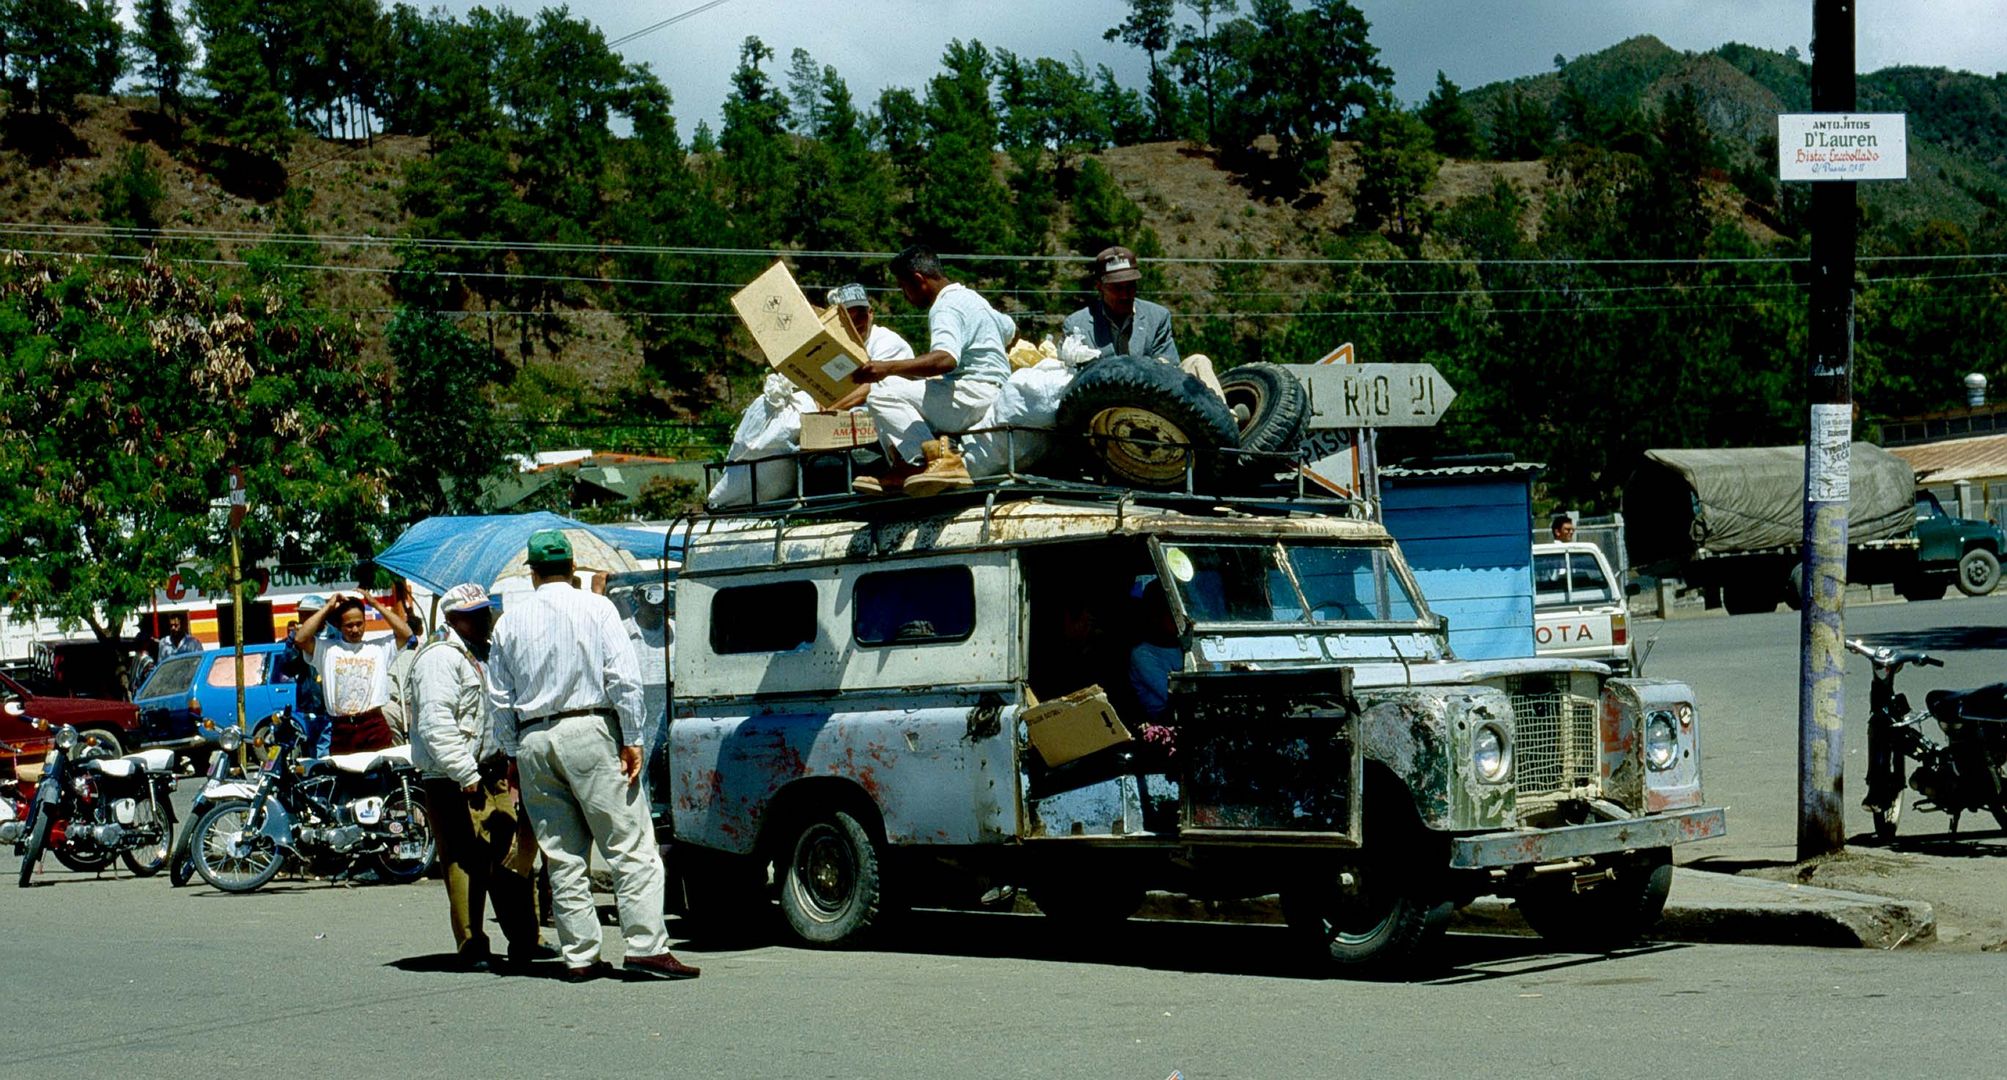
1287;362;1458;429
226;467;247;532
1777;112;1906;181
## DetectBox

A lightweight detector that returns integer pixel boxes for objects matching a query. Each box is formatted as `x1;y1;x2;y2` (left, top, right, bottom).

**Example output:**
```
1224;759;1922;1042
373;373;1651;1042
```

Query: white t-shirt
927;283;1013;386
316;637;396;716
864;323;915;361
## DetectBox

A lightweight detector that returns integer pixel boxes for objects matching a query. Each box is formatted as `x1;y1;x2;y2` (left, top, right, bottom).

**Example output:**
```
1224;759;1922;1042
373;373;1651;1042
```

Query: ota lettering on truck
1535;623;1596;645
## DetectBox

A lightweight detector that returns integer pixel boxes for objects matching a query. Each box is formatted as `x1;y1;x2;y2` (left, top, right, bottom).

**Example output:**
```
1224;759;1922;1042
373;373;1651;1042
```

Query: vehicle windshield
1535;550;1613;605
139;655;201;699
1159;542;1423;626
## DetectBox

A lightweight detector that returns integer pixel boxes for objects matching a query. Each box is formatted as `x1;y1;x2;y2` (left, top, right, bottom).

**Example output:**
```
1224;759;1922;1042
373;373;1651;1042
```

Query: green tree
790;65;897;279
785;46;826;136
93;144;166;248
132;0;194;120
1219;0;1391;192
1104;0;1177;138
2;0;97;116
718;36;793;246
1417;71;1481;157
1093;64;1151;145
1168;0;1244;146
0;256;401;642
192;2;293;162
1351;92;1440;244
909;40;1014;256
1490;86;1553;159
871;86;927;189
385;270;521;517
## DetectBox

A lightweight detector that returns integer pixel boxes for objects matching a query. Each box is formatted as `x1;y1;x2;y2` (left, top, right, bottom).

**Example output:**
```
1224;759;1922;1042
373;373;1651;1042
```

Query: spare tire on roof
1056;354;1241;490
1219;362;1309;466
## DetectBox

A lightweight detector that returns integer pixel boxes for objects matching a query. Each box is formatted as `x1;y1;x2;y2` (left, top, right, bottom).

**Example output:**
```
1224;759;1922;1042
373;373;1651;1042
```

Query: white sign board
1778;113;1907;181
1288;362;1458;429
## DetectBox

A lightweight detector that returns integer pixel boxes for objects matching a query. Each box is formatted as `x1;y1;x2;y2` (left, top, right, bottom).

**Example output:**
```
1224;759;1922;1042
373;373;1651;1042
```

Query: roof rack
697;426;1368;525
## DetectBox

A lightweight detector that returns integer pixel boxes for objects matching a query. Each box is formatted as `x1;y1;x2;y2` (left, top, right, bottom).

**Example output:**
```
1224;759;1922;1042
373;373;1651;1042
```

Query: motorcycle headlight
1474;724;1511;783
1646;710;1680;771
217;727;244;752
53;725;79;752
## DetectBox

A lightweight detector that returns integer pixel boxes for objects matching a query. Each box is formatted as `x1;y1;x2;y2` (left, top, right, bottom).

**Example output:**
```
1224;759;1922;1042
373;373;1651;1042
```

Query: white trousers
867;376;1002;464
515;714;670;966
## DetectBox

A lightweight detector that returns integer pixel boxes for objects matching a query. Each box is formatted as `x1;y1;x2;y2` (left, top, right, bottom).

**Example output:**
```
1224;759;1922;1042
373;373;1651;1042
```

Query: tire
120;791;171;877
778;810;886;947
17;807;51;888
1956;548;2000;597
189;798;284;893
1722;583;1777;616
1057;354;1241;490
1871;797;1901;842
1218;362;1309;464
51;825;115;874
1783;563;1804;611
1515;848;1673;952
80;728;124;758
1283;861;1452;978
372;786;435;884
1898;576;1949;603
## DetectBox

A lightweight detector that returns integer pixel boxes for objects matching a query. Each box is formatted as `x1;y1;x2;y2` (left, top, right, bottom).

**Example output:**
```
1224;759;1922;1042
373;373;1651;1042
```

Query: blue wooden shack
1380;461;1541;661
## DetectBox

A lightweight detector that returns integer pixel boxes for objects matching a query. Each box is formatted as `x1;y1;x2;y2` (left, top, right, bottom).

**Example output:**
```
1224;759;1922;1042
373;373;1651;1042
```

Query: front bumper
1448;807;1726;869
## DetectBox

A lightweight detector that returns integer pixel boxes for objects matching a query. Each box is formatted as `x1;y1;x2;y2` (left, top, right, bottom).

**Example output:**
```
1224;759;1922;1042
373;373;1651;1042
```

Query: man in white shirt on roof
826;282;914;362
485;530;700;984
854;244;1015;498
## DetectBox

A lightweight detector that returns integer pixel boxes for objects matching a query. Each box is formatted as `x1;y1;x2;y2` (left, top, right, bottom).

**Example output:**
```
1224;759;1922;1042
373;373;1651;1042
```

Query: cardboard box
1024;685;1133;768
799;410;879;451
729;260;868;409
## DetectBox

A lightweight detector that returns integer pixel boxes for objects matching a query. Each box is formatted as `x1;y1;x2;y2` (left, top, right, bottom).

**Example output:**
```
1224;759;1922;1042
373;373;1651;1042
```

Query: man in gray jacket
1062;246;1223;398
409;583;547;971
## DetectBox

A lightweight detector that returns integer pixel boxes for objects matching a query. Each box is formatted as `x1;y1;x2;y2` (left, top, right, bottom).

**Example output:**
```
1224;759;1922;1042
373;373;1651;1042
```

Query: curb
1131;868;1936;950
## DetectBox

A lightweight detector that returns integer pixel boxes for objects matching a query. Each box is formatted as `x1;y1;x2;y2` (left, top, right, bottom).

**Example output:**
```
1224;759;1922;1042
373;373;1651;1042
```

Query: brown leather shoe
622;951;702;980
561;961;609;983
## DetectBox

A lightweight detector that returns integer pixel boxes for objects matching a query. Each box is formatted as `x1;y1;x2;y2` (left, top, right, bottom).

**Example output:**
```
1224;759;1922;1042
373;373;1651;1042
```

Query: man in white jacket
409;583;548;972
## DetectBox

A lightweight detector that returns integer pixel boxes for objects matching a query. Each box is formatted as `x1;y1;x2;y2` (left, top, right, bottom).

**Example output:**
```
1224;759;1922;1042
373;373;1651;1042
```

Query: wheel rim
1088;406;1194;485
791;824;856;923
198;805;277;887
1308;868;1398;946
379;795;433;875
1964;559;1994;590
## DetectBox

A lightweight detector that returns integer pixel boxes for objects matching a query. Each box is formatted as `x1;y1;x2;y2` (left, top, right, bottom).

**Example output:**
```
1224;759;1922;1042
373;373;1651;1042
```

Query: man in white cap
410;583;550;972
487;530;700;982
826;283;914;362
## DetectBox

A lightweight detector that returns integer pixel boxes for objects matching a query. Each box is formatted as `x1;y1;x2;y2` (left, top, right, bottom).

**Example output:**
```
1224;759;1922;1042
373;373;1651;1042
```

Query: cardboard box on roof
730;260;869;409
1023;685;1133;768
799;410;879;451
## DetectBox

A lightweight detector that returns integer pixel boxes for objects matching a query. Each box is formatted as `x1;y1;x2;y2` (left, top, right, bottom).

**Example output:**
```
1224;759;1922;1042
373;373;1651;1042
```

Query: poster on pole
1777;113;1907;181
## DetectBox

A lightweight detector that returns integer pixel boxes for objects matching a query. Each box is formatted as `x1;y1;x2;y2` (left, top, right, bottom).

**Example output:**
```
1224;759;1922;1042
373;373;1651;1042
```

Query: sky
407;0;2007;131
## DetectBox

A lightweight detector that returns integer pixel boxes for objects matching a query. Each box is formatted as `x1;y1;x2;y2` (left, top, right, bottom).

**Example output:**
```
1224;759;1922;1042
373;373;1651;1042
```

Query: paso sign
1287;362;1457;429
1778;113;1907;182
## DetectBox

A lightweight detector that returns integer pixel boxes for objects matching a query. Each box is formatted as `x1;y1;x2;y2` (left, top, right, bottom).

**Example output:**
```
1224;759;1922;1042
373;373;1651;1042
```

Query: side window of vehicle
853;566;976;647
205;657;270;688
710;581;818;654
1533;552;1570;603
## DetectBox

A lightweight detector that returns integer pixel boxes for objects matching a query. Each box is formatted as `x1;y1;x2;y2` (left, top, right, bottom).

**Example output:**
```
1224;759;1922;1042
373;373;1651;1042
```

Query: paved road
4;869;2006;1080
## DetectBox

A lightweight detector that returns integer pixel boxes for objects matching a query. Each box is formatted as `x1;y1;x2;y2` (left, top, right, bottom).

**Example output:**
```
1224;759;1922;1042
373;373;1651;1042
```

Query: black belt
516;707;616;734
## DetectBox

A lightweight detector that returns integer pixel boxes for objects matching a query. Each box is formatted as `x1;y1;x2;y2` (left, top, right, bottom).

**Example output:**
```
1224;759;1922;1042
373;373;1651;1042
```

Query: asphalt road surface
4;594;2004;1079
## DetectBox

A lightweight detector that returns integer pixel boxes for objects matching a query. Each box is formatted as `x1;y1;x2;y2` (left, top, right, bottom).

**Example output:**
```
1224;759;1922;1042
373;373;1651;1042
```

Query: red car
0;672;140;770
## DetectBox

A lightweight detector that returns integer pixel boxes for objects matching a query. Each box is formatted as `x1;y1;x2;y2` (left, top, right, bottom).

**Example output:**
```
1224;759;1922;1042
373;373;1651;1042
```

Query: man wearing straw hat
486;530;700;983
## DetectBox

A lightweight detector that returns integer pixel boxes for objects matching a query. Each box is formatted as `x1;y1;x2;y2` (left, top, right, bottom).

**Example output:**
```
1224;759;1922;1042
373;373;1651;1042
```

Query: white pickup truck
1532;541;1635;675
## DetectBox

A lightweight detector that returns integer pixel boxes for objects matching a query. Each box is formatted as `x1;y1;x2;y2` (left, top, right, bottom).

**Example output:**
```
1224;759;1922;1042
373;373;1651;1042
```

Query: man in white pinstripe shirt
487;530;700;983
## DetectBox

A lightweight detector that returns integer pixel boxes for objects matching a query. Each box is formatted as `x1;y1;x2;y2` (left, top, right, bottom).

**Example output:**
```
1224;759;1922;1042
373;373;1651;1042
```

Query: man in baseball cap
1062;245;1224;399
827;283;915;363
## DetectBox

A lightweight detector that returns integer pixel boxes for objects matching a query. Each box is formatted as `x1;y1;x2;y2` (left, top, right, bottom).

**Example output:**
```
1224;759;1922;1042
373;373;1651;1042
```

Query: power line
605;0;736;49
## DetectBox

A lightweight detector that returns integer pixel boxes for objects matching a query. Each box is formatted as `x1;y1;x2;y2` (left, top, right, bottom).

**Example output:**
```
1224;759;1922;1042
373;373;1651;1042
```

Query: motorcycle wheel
190;799;283;893
17;809;51;888
51;829;116;874
120;798;171;877
372;787;435;884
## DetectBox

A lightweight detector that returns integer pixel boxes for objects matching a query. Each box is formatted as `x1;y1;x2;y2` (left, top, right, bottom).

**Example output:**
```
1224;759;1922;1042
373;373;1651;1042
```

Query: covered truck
1624;443;2003;614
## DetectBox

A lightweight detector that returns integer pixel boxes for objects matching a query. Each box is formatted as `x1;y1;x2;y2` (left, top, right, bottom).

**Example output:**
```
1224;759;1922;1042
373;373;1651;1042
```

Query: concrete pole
1798;0;1855;862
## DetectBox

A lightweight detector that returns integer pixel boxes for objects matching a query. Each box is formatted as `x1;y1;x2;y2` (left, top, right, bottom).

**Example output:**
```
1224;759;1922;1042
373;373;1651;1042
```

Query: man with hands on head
292;590;413;754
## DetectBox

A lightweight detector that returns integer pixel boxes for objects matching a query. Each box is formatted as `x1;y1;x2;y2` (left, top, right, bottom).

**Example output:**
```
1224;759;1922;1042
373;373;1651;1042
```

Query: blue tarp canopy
375;512;684;594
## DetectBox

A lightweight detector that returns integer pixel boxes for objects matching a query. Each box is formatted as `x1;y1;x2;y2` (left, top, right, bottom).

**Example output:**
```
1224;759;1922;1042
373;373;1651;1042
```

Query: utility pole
1798;0;1855;861
227;467;248;738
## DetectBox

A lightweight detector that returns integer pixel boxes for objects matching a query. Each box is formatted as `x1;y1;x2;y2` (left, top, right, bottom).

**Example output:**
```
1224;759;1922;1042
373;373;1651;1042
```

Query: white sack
707;374;817;508
964;358;1075;478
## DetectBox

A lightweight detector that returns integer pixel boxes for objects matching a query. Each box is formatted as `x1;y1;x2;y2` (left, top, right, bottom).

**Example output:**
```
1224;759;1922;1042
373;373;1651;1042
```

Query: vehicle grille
1505;675;1600;797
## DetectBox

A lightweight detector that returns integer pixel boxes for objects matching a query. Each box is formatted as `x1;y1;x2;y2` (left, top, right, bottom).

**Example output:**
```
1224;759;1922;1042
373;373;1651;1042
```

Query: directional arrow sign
1287;362;1457;429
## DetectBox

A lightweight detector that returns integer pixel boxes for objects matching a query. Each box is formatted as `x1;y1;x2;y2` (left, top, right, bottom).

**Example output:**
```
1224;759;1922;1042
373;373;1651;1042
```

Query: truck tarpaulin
1624;443;1916;566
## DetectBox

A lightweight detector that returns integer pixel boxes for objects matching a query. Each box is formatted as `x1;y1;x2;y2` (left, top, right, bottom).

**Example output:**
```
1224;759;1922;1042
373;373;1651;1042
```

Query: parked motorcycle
168;721;268;888
4;703;177;887
1850;638;2007;839
186;709;434;892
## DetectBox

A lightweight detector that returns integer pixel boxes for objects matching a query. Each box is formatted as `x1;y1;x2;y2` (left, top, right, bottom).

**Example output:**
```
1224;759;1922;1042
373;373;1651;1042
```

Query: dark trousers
330;708;394;754
421;776;542;958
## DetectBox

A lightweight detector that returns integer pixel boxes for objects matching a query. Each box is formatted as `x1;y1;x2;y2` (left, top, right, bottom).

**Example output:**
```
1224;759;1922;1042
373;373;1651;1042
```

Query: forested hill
2;3;2006;518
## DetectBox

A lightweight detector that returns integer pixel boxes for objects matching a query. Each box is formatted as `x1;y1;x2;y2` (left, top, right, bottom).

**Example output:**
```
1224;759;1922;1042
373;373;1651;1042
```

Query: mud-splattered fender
1606;677;1703;812
1357;685;1516;832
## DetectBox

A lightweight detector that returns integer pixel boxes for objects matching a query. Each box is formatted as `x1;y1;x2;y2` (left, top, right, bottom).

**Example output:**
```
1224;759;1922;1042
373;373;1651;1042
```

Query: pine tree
718;36;793;247
1168;0;1244;146
1104;0;1176;138
1417;71;1481;158
1490;87;1553;160
909;40;1014;258
3;0;97;116
132;0;193;119
1351;92;1440;243
192;0;292;161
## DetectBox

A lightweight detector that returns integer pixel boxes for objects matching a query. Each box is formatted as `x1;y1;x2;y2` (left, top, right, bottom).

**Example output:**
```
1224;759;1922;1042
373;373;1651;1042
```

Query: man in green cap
486;530;700;982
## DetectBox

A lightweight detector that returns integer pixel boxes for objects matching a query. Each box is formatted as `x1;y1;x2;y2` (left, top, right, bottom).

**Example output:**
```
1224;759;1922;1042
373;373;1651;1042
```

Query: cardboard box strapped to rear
1023;685;1133;768
730;260;870;409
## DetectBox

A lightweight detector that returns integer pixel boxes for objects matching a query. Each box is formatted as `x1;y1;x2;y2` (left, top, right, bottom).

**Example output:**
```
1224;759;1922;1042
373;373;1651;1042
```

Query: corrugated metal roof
1887;433;2007;485
1381;462;1545;479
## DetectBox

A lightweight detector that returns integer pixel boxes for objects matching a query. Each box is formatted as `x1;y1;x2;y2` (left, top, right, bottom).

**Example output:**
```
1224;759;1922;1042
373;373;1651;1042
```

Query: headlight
1646;710;1679;770
1473;724;1511;783
217;727;244;752
53;725;79;751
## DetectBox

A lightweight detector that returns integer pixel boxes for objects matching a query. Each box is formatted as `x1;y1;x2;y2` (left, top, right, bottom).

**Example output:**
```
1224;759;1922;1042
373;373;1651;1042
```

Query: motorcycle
1850;638;2007;839
186;708;435;893
4;703;178;887
168;721;269;888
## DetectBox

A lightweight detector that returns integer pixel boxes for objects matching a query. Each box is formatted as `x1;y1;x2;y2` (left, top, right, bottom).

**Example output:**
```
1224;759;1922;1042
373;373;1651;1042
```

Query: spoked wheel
372;787;435;884
190;799;284;893
778;810;886;947
121;798;171;877
17;809;51;888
